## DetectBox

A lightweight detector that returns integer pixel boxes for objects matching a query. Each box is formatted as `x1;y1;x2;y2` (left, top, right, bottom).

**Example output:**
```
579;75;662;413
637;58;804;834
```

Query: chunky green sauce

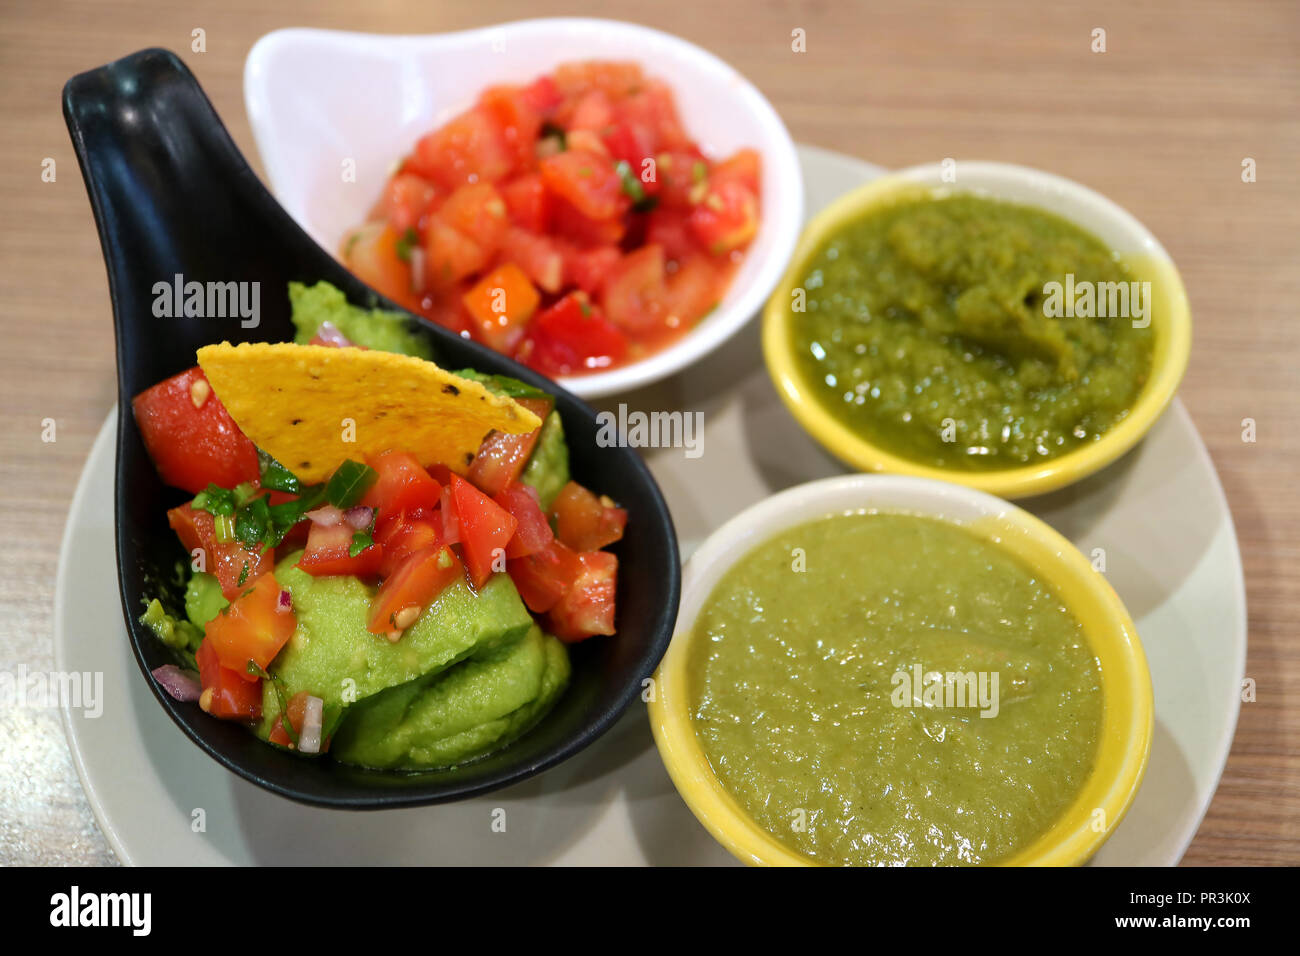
688;511;1103;866
792;193;1154;469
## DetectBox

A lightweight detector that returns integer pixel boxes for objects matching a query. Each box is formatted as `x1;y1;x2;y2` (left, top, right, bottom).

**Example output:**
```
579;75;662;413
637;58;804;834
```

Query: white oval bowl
244;18;804;398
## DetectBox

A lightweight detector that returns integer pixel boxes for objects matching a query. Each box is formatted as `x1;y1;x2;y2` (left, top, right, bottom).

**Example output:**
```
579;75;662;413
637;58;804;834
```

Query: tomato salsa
136;288;625;768
341;60;763;377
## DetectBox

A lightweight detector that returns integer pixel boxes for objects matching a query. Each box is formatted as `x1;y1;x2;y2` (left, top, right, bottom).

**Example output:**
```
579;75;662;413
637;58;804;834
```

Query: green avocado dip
791;193;1154;469
687;511;1103;866
256;556;569;769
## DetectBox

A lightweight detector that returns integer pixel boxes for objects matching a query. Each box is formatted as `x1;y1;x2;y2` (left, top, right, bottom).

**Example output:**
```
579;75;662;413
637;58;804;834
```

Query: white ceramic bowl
244;18;803;398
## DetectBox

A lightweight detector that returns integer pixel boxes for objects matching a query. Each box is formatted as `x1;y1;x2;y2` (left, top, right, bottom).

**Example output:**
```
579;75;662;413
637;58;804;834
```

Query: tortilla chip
196;342;542;482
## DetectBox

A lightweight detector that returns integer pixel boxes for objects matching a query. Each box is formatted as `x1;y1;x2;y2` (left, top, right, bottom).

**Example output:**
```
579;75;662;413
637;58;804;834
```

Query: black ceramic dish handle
63;48;681;808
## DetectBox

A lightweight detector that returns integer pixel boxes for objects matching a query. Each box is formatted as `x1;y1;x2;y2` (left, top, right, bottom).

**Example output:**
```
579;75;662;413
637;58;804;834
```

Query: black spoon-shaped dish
63;48;680;809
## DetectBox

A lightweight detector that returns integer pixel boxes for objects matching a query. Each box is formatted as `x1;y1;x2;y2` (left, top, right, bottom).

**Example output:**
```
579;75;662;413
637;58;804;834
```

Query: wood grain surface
0;0;1295;866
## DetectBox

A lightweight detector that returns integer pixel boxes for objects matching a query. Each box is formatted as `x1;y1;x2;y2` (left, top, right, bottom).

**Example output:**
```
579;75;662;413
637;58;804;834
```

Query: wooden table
1;0;1295;865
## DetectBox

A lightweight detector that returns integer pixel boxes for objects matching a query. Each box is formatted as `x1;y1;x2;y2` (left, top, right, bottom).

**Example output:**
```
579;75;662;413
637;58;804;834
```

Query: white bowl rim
243;18;805;399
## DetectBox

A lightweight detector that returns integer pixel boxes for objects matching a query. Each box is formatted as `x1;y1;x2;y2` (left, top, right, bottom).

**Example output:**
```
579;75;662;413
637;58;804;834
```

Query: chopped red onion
277;589;293;612
297;695;325;754
152;665;201;702
305;504;345;526
345;506;374;530
315;321;354;348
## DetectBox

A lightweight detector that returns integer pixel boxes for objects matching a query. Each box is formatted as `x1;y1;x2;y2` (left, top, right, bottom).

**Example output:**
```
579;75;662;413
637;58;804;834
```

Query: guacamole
332;626;570;770
255;554;567;769
688;511;1103;866
791;193;1154;469
289;280;435;359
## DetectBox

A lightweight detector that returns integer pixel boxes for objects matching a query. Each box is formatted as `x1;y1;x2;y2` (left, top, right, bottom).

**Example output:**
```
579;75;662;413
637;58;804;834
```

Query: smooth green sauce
792;193;1154;469
688;512;1103;866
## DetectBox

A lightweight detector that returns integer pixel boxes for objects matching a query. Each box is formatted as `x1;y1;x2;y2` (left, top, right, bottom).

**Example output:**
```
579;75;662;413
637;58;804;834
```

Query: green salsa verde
792;193;1154;469
688;511;1103;866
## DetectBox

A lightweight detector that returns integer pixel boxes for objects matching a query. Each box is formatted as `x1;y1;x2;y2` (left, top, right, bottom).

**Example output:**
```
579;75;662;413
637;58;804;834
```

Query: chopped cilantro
349;529;375;558
325;460;378;510
260;458;301;494
394;227;419;263
615;160;646;203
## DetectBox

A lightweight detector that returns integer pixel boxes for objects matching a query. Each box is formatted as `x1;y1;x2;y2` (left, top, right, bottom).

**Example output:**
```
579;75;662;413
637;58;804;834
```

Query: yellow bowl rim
647;473;1154;866
761;160;1193;499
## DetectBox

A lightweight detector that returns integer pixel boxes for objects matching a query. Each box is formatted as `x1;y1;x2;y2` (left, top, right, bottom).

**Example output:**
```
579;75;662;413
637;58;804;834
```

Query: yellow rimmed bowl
762;161;1192;499
648;473;1154;866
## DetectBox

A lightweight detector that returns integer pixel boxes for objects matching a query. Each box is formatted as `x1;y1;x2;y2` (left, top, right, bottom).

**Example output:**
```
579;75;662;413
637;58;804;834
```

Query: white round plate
56;145;1245;865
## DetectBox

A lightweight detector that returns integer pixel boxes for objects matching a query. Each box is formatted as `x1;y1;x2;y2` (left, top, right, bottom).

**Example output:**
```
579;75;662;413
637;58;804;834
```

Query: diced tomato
550;196;626;246
601;245;671;333
479;85;542;170
341;221;419;308
375;514;442;577
167;502;274;600
461;263;541;352
498;227;564;293
565;129;610;158
203;572;296;680
298;520;384;578
665;254;722;325
553;61;644;102
409;107;513;189
360;450;443;524
196;639;262;720
563;245;621;296
132;367;260;494
654;148;708;209
507;539;582;613
439;183;508;255
602;119;656;169
420;293;475;337
500;173;552;232
547;551;618;642
496;483;554;558
551;481;628;552
520;75;562;115
423;215;489;288
645;207;699;262
466;396;553;496
568;89;615;133
711;147;762;194
627;80;690;152
539;150;628;222
515;293;628;377
375;173;439;235
448;474;518;588
689;179;760;254
367;545;463;636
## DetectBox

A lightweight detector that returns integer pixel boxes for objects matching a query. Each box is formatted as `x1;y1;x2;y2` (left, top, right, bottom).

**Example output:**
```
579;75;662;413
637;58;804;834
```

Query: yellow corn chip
196;342;542;482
